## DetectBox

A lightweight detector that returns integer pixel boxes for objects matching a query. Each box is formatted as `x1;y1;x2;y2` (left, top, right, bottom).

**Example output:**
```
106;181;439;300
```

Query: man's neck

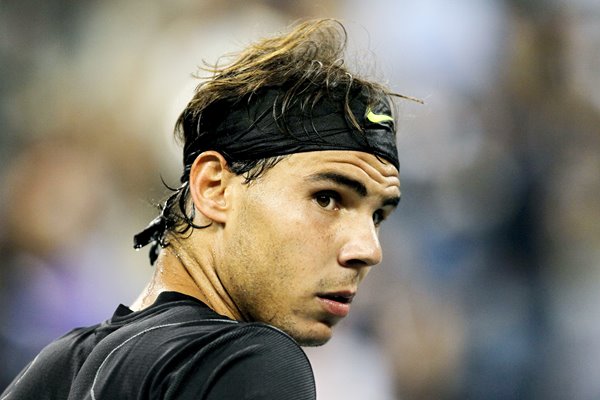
130;237;243;321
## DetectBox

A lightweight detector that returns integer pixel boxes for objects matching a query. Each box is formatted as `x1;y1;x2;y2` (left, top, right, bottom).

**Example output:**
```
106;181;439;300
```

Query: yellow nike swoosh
366;108;394;124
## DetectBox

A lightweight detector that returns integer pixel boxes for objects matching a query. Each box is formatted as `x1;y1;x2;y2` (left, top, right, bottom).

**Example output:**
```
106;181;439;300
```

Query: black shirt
1;292;316;399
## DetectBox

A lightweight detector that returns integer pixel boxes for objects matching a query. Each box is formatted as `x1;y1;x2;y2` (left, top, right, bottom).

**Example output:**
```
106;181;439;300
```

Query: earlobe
188;151;232;224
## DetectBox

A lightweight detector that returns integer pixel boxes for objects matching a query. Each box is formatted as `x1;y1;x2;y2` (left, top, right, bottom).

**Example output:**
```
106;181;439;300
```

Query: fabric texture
0;292;316;400
182;87;399;170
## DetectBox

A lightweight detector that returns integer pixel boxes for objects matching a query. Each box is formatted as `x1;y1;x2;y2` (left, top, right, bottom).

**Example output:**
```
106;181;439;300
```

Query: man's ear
188;151;233;224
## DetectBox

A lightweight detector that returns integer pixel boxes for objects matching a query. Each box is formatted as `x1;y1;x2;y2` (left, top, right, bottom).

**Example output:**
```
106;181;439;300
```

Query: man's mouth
317;291;355;317
318;292;354;304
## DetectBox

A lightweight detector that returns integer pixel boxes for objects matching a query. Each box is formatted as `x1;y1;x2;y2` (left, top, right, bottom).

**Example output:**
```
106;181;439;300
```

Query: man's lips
317;291;356;318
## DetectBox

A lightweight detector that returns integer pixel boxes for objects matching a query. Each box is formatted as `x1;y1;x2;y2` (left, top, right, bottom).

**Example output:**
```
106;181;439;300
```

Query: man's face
218;150;400;346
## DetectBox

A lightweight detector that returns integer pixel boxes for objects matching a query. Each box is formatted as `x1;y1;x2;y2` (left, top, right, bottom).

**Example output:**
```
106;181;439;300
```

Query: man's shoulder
183;323;316;399
93;312;307;373
102;291;306;357
2;294;316;399
75;298;315;399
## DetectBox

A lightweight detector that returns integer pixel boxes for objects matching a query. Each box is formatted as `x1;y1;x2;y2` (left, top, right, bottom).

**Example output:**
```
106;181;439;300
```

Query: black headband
182;88;399;172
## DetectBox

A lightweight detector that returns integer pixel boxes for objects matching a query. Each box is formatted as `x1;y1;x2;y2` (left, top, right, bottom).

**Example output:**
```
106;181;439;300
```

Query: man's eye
315;192;339;210
373;210;385;226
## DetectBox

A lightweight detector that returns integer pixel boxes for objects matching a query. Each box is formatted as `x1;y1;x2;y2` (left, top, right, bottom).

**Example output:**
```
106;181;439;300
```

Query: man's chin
298;336;331;347
291;324;335;347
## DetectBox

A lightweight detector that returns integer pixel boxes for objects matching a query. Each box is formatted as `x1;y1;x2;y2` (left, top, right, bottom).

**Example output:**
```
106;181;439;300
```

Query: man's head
134;19;406;345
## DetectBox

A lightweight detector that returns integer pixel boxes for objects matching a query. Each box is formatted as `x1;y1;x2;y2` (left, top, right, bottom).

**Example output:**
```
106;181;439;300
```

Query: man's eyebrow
308;172;401;209
307;172;368;197
382;195;401;208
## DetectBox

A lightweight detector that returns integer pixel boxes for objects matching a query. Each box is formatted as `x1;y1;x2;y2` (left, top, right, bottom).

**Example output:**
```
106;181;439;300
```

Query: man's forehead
284;150;400;192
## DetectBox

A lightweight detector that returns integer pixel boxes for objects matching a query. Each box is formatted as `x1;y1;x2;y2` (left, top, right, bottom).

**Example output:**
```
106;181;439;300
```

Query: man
1;19;406;399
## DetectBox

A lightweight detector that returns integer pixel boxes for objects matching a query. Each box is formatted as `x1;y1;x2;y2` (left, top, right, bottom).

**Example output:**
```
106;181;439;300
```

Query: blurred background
1;0;599;398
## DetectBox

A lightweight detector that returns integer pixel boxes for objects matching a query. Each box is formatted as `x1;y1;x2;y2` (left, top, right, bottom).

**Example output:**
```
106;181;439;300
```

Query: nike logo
366;108;394;124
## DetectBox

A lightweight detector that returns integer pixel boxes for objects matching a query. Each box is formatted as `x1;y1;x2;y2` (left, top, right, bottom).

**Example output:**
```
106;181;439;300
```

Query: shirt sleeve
163;323;316;400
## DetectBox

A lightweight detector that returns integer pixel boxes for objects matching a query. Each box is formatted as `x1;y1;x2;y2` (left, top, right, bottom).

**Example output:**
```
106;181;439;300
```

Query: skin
131;150;400;346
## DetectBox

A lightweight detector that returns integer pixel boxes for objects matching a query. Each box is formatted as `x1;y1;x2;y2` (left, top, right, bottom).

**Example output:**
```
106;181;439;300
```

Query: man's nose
337;218;382;268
